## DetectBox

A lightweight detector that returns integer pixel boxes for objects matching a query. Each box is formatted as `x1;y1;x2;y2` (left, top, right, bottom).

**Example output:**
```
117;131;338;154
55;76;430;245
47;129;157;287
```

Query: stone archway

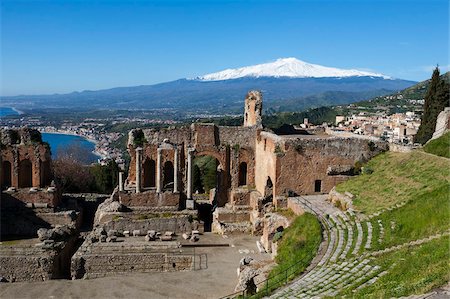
143;159;156;188
40;160;51;187
19;159;32;188
264;177;273;199
238;162;247;186
2;160;12;188
163;161;174;190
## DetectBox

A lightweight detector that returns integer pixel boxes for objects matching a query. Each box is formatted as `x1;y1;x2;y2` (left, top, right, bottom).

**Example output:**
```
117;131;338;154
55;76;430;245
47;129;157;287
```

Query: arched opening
143;159;156;188
163;161;174;190
238;162;247;186
264;177;273;199
19;159;33;188
193;155;220;232
40;160;51;187
314;180;322;193
2;161;12;188
193;155;219;195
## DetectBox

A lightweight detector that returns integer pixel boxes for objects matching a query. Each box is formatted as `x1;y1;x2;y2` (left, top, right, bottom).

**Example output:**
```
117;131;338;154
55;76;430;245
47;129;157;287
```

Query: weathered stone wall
431;107;450;140
2;189;60;207
254;133;278;197
243;90;263;127
0;248;57;282
119;190;180;207
101;214;199;233
255;132;388;197
1;128;52;189
71;241;194;279
275;136;387;196
0;236;78;282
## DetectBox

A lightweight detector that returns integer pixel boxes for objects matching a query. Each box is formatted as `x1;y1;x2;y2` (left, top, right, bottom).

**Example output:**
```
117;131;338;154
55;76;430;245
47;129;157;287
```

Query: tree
90;160;119;194
415;67;450;144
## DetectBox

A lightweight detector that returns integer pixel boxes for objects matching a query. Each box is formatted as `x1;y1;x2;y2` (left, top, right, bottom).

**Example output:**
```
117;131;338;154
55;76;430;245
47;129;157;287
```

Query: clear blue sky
1;0;448;96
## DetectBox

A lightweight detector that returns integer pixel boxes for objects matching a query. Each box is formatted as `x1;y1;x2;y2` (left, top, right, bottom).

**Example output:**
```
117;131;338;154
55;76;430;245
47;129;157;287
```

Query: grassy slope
335;150;450;297
336;151;450;214
268;213;322;287
424;131;450;158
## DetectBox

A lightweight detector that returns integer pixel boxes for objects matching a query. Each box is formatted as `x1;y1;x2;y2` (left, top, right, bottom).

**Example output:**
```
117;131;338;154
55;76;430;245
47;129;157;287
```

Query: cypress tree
415;67;450;144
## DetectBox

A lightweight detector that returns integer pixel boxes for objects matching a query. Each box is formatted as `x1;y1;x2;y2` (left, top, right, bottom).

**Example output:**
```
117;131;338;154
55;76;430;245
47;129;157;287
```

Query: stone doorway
143;158;156;188
2;161;12;188
19;159;32;188
163;161;174;190
238;162;247;186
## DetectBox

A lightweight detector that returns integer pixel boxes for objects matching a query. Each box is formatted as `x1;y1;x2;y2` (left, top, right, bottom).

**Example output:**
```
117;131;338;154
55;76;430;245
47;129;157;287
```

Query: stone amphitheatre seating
270;195;385;298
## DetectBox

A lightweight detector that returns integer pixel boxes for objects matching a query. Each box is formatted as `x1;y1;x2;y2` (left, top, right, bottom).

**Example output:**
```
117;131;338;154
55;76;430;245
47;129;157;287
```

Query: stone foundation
119;190;180;208
71;239;195;279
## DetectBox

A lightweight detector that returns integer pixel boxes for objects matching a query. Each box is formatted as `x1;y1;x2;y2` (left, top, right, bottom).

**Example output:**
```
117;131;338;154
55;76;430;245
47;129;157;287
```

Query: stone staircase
270;195;384;298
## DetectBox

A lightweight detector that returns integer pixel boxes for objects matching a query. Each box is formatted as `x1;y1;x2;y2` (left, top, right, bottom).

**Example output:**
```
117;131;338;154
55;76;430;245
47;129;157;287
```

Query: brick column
135;147;142;193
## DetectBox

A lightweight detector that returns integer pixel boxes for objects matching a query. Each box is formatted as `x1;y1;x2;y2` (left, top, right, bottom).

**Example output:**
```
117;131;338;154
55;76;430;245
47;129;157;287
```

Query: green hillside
335;150;450;297
343;71;450;115
424;131;450;158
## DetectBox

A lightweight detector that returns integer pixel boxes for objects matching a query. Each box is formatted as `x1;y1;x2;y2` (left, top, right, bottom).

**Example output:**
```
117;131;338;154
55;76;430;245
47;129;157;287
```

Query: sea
0;107;20;117
41;133;99;164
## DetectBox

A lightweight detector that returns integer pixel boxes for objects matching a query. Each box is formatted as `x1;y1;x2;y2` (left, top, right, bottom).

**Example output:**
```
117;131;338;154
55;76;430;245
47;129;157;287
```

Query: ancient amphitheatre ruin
1;91;446;298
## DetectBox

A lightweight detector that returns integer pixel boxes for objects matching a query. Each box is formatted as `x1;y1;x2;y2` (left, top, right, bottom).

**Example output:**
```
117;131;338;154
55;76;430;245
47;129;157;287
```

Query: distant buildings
332;111;420;145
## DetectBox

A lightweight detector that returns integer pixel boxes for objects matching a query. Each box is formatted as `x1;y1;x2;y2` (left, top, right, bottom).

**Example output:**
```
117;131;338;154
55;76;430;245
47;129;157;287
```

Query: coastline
11;107;24;115
40;130;104;160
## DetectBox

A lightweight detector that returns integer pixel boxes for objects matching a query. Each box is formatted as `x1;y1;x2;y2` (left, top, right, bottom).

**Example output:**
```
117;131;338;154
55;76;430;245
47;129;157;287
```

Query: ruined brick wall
255;132;388;197
276;136;387;195
243;90;263;127
119;190;180;207
1;128;52;189
126;123;258;207
254;132;279;197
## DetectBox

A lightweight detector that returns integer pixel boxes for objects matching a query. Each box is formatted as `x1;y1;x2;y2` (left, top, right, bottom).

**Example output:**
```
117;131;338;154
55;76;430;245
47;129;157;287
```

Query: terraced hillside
269;150;449;298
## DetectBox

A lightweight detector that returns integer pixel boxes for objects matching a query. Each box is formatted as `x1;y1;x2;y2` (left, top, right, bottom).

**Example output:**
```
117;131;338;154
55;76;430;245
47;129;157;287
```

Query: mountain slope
0;58;416;114
194;57;390;81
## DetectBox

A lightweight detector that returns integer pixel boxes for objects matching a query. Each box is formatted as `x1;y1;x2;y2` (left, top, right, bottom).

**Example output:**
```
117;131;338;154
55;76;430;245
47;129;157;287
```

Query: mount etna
1;58;416;113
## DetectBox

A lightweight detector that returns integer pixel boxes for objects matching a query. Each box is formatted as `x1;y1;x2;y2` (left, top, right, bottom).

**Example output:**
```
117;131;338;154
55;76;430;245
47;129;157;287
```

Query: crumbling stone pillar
135;147;142;193
118;171;124;191
186;148;194;209
173;146;179;193
156;148;162;193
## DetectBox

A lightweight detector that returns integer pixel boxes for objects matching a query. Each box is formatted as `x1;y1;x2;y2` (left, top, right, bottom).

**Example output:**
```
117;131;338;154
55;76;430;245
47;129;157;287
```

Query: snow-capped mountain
194;57;391;81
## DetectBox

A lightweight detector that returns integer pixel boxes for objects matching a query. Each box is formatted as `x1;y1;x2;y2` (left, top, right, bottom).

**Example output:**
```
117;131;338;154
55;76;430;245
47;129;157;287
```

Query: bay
0;107;20;117
41;133;99;164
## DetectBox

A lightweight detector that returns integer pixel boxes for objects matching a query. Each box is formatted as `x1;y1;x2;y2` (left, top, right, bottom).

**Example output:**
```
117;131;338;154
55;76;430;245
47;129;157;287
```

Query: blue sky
1;0;448;96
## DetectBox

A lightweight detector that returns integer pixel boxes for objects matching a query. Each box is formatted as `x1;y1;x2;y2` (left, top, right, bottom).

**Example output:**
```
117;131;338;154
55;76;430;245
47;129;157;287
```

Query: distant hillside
1;58;416;115
350;71;450;114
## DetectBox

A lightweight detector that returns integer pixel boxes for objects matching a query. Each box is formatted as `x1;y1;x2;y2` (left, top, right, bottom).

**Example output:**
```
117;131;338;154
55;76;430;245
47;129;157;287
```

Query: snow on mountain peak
193;57;391;81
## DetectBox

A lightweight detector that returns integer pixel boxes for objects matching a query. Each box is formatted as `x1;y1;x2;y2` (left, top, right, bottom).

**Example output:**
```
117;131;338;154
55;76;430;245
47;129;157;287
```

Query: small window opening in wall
264;139;267;151
314;180;322;193
172;263;176;268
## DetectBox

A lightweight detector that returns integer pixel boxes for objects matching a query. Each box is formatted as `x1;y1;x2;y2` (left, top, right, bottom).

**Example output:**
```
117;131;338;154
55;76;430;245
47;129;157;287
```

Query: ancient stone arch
238;162;247;186
163;161;174;190
18;159;32;188
143;158;156;188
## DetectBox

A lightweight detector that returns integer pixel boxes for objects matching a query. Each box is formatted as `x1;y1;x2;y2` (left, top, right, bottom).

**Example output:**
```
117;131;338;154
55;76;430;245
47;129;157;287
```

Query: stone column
186;148;194;209
156;148;162;193
118;171;124;191
135;147;142;193
173;146;179;193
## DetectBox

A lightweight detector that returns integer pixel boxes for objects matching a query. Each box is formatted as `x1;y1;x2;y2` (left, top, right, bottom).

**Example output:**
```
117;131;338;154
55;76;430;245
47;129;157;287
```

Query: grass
339;236;450;298
371;183;450;249
248;212;322;297
336;151;450;214
423;131;450;158
333;148;450;297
